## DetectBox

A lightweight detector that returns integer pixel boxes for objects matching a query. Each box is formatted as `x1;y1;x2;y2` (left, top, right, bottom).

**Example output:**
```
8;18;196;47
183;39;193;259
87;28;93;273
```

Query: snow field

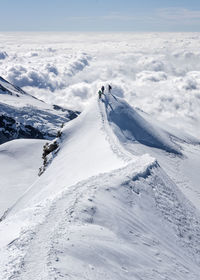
0;139;47;217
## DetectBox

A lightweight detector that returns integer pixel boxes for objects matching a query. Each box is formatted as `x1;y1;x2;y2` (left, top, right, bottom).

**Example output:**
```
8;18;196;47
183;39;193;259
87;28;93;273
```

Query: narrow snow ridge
1;92;200;280
0;159;156;280
2;159;200;280
6;96;154;215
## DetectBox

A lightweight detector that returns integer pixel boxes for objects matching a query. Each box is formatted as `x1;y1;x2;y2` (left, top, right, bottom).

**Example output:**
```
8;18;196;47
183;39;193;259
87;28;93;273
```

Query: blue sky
0;0;200;31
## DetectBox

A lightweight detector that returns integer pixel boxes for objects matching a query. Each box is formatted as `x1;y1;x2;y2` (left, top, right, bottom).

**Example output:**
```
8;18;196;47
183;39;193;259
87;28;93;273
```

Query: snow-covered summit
1;91;200;279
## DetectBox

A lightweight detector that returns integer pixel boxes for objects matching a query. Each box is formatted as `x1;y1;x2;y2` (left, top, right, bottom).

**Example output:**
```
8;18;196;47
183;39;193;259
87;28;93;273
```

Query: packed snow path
1;93;200;279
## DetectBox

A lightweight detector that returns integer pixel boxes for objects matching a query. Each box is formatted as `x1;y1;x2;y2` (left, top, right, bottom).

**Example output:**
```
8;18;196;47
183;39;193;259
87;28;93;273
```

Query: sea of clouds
1;32;200;138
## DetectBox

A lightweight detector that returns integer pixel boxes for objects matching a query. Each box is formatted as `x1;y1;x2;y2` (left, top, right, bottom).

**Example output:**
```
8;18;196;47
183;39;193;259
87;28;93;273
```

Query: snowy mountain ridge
0;76;79;144
0;92;200;279
0;76;32;97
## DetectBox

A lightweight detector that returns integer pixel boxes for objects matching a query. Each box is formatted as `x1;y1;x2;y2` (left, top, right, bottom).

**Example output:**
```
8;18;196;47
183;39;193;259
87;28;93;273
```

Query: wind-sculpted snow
3;97;130;214
1;90;200;279
103;94;181;154
1;161;200;279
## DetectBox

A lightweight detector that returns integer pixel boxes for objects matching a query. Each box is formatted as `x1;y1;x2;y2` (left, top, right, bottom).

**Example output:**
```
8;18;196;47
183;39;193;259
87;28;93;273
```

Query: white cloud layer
1;32;200;138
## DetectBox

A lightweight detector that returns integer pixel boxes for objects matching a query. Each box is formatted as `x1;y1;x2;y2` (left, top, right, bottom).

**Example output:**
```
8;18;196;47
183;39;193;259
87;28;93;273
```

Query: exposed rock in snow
0;76;79;144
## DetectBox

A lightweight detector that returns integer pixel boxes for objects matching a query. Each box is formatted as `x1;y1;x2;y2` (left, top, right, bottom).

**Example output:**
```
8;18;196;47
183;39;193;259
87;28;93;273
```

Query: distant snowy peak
0;76;33;98
0;76;80;144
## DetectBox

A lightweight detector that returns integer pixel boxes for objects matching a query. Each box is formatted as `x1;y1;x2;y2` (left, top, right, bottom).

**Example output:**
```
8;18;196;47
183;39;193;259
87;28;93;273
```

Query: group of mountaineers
98;84;112;99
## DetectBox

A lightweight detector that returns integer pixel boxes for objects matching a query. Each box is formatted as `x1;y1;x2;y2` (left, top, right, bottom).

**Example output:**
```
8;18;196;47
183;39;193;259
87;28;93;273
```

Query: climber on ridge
101;85;105;94
98;89;102;99
108;84;112;93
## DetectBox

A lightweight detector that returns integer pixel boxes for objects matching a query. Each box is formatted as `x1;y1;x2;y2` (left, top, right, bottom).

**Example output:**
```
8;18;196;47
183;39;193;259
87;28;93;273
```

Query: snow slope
0;139;47;218
102;94;182;154
1;92;200;280
6;96;151;213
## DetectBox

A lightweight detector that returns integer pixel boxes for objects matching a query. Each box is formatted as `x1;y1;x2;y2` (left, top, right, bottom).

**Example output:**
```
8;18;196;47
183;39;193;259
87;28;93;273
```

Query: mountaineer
98;90;102;99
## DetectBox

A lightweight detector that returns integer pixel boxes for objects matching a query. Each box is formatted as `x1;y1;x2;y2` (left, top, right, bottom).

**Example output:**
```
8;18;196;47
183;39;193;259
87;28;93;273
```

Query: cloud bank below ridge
1;32;200;138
